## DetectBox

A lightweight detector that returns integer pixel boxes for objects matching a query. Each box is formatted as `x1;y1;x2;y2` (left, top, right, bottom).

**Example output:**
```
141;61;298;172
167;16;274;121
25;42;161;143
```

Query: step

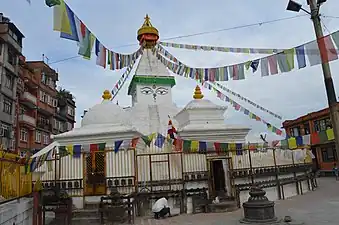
208;201;238;213
73;208;100;218
84;201;101;209
71;217;101;225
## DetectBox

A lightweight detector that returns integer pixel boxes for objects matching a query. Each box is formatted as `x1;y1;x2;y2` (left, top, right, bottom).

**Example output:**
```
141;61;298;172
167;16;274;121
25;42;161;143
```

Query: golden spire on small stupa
193;85;204;99
102;90;112;101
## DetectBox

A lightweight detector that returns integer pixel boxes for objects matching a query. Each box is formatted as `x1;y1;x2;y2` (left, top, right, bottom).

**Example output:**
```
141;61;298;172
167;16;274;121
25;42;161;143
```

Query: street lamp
286;0;339;161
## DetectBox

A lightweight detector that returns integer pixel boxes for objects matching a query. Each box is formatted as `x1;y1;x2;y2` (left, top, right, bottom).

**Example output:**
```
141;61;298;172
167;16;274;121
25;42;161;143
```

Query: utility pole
309;0;339;160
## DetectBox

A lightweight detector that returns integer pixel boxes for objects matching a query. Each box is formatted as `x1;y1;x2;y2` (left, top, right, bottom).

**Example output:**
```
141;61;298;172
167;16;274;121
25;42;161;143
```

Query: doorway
209;160;226;197
84;152;106;196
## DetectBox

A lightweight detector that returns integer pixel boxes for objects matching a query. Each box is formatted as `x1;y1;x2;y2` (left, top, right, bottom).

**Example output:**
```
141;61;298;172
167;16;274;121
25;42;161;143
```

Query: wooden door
84;152;106;196
208;160;216;198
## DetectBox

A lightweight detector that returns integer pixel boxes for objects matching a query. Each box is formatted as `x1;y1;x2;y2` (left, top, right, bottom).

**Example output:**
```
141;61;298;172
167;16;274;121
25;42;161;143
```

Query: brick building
16;59;76;154
282;104;339;171
0;13;24;150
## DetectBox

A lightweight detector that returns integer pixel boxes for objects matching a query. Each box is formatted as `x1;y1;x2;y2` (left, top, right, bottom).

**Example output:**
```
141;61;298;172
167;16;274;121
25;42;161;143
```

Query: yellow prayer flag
245;61;251;70
66;145;74;156
191;141;199;152
148;133;156;141
83;33;96;60
326;128;334;141
288;137;297;149
285;48;295;70
53;5;62;31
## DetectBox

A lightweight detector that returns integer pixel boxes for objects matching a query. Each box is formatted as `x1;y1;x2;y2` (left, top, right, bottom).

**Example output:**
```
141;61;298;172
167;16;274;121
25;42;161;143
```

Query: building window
4;72;13;89
314;117;331;132
289;126;300;137
0;123;10;138
3;97;12;115
67;122;73;131
43;133;49;145
321;145;337;162
20;128;28;142
67;106;75;116
303;123;310;135
7;48;16;65
35;130;41;143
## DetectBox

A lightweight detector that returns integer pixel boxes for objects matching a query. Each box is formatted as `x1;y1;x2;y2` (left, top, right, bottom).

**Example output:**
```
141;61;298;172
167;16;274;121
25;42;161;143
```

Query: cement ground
134;177;339;225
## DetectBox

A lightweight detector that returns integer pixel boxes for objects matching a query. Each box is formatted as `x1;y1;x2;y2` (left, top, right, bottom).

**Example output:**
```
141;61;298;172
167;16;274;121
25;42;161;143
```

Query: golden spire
102;90;112;101
137;14;159;44
193;85;204;100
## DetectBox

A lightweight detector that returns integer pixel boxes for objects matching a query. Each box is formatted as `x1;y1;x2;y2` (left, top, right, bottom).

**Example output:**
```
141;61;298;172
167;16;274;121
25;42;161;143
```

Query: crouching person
152;197;171;219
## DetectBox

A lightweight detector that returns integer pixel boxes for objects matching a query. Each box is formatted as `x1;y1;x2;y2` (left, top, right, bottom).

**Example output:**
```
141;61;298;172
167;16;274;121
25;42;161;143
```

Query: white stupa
32;14;250;210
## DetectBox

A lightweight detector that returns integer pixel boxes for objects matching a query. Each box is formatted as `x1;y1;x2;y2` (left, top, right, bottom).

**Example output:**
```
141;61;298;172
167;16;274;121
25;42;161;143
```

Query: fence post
291;152;299;195
272;148;281;200
248;149;254;184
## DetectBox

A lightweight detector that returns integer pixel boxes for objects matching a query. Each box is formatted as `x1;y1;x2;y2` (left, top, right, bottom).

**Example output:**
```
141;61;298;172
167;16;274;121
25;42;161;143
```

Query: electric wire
48;14;308;65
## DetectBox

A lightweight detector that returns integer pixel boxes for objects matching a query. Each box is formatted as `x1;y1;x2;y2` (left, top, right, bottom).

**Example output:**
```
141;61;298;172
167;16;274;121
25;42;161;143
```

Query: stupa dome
81;90;131;127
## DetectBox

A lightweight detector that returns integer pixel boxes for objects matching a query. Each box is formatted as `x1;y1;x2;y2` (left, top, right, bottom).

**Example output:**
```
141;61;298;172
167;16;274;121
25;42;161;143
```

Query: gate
136;152;183;192
84;151;106;195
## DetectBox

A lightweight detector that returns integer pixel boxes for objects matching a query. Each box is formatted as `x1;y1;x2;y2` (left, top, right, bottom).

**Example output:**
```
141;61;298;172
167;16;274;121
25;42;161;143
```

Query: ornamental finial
193;85;204;99
102;90;112;101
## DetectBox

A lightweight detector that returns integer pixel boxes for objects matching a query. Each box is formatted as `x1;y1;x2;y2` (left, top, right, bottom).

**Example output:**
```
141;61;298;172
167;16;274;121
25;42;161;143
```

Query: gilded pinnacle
193;85;204;99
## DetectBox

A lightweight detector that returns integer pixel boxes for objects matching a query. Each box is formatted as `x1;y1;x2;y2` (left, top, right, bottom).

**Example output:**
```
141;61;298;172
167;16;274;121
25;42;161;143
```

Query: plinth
239;186;304;225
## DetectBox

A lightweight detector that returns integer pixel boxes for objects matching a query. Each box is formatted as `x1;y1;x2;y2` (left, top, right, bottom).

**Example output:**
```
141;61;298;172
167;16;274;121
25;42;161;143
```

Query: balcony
21;92;37;108
19;114;36;127
37;121;52;131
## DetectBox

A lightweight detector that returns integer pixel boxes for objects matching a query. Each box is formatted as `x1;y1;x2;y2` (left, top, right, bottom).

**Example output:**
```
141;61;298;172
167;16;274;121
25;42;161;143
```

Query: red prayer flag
268;55;278;75
311;132;320;145
214;142;221;155
318;35;338;63
131;138;139;148
90;144;98;153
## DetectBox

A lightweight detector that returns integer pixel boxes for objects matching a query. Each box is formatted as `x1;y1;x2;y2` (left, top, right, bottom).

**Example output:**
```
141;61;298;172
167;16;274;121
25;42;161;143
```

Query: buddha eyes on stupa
155;87;168;95
141;87;153;95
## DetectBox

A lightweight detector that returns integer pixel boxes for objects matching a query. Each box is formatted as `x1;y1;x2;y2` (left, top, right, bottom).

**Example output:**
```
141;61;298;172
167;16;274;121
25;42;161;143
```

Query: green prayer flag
183;140;191;153
220;143;228;152
46;0;61;7
107;51;112;65
59;146;69;157
98;143;106;151
280;139;288;148
245;61;252;70
141;136;151;147
331;31;339;49
319;131;328;144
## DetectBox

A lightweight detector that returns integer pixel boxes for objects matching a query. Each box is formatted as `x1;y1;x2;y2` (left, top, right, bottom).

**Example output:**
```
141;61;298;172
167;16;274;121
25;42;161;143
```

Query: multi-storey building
15;59;76;154
0;13;24;151
282;104;339;172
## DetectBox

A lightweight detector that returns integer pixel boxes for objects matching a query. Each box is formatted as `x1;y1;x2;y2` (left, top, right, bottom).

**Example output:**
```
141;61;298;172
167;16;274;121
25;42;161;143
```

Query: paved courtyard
135;177;339;225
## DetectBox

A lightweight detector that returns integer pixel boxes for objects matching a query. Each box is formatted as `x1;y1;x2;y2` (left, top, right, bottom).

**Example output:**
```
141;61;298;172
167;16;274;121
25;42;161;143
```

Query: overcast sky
2;0;339;142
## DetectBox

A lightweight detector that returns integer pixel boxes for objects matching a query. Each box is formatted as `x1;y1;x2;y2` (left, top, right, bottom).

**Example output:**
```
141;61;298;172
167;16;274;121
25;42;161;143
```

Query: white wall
0;198;33;225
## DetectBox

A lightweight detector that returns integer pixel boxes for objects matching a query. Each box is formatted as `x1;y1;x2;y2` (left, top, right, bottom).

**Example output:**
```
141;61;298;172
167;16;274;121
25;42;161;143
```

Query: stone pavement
135;177;339;225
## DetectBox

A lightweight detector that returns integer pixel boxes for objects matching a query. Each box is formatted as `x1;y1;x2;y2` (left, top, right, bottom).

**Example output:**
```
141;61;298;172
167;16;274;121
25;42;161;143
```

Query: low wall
0;198;33;225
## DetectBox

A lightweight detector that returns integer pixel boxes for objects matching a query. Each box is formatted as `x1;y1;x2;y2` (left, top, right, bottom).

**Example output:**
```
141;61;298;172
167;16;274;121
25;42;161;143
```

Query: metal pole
309;0;339;161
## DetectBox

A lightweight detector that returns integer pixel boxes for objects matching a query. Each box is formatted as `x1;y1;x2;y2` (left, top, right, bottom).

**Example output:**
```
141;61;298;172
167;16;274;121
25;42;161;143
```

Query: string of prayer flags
50;0;140;70
110;61;137;101
204;82;284;136
157;31;339;81
213;82;282;120
274;128;335;149
159;42;285;54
